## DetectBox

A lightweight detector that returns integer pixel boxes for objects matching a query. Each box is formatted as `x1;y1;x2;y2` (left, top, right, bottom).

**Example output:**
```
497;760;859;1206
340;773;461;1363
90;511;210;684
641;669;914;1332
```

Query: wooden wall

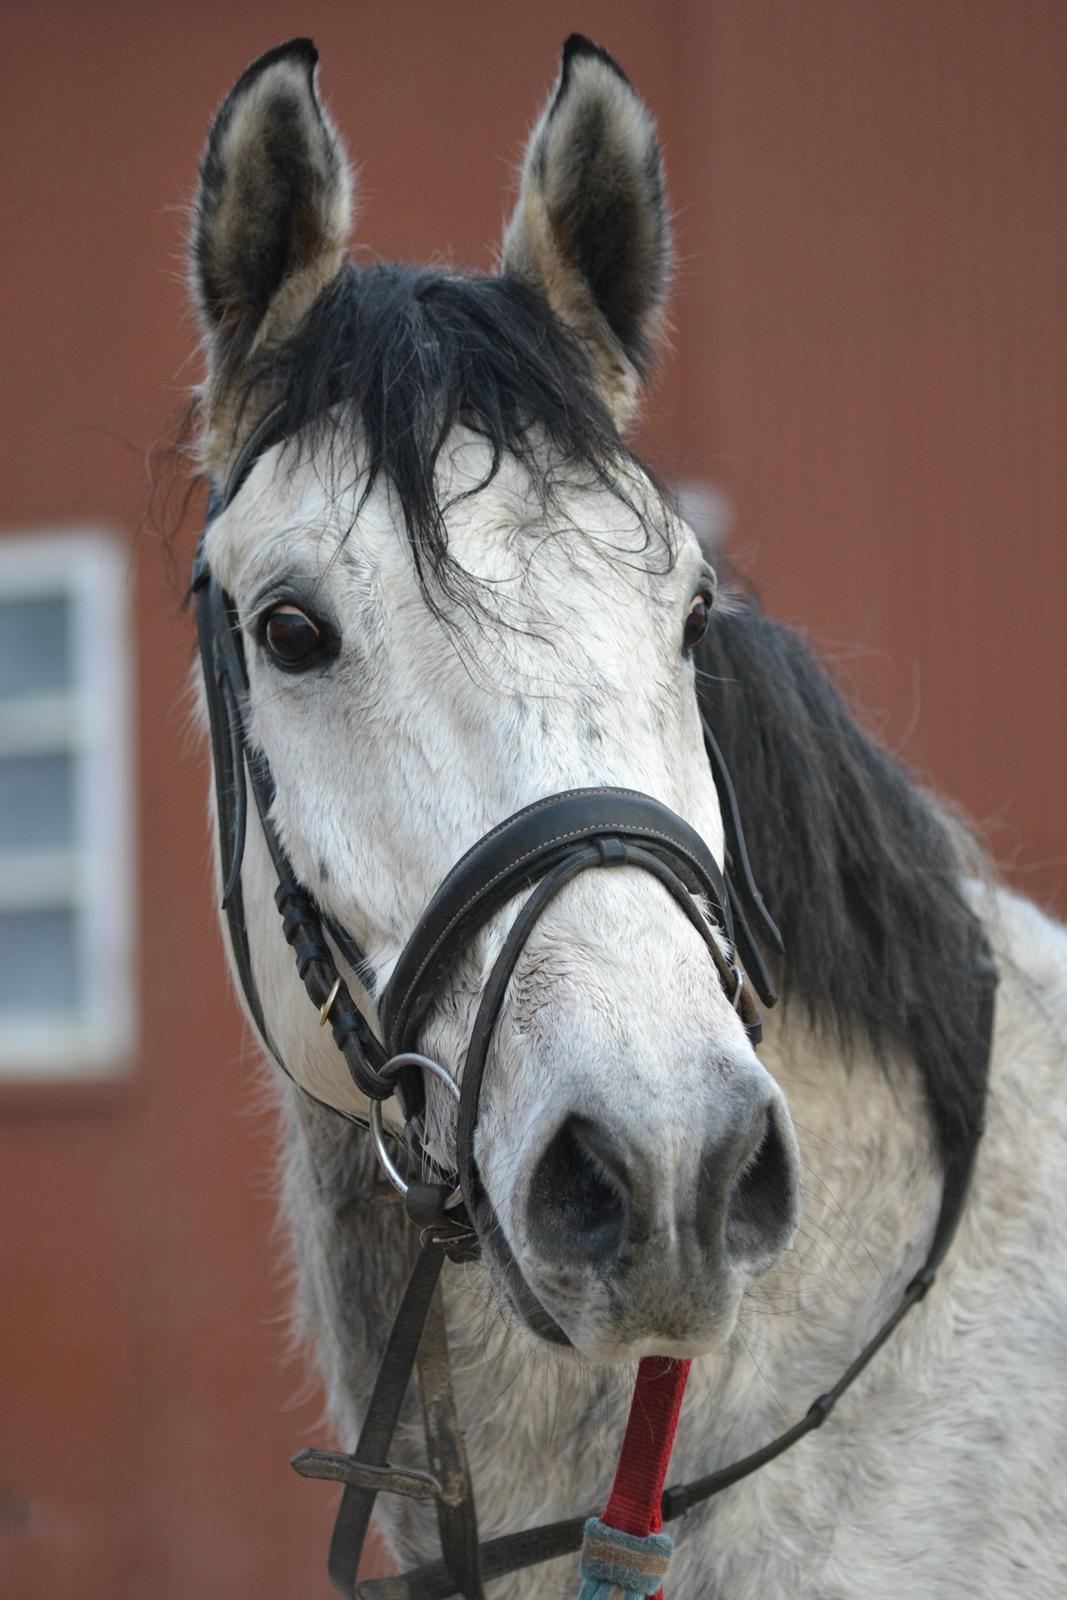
673;0;1067;909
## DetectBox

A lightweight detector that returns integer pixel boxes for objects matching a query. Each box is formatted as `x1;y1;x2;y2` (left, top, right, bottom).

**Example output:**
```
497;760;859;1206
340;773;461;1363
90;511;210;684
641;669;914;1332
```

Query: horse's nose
524;1100;795;1275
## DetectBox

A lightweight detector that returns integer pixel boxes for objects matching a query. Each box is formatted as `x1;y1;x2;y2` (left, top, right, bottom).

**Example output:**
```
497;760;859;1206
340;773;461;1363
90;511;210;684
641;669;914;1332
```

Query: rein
194;422;995;1599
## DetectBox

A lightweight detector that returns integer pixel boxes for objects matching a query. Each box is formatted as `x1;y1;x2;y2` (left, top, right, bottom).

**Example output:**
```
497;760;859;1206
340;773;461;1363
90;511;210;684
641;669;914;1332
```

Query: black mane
224;261;671;606
698;595;991;1162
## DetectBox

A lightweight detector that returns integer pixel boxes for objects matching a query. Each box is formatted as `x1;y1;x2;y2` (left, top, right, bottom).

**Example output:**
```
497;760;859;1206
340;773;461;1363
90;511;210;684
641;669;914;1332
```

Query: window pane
0;595;72;699
0;907;79;1014
0;534;133;1072
0;751;76;850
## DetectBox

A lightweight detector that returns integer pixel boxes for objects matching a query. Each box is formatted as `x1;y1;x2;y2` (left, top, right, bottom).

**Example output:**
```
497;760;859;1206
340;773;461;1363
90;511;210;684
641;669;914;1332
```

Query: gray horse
186;36;1067;1598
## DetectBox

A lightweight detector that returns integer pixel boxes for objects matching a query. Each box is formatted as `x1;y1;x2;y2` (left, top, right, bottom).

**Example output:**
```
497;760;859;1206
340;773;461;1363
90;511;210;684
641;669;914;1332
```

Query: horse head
190;37;799;1364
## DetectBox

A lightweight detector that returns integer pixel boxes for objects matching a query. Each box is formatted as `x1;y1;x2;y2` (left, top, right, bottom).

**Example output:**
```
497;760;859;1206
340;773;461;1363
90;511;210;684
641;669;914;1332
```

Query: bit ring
369;1053;463;1210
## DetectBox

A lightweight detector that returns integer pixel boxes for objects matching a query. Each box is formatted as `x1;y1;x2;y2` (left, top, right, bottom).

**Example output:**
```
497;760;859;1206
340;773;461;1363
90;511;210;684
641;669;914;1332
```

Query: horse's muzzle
508;1073;800;1358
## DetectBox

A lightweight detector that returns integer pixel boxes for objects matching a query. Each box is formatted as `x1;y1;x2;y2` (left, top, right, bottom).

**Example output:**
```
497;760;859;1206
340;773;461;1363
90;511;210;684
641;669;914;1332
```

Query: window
0;533;135;1078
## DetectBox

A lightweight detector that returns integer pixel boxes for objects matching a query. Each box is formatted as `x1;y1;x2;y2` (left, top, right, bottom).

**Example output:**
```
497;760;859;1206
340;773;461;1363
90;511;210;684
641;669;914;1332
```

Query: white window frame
0;531;135;1079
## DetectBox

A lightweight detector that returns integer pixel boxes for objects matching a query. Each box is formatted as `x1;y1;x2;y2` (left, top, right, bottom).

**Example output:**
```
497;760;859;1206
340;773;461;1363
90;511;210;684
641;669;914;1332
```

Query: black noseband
375;785;765;1226
381;784;757;1053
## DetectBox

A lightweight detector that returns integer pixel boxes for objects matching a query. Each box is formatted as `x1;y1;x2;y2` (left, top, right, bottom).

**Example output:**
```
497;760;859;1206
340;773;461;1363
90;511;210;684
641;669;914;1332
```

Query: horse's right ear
190;39;353;470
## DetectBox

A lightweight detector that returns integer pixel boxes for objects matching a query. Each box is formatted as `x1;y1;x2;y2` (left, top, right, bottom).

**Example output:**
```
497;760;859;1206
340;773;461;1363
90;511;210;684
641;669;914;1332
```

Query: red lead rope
599;1356;692;1598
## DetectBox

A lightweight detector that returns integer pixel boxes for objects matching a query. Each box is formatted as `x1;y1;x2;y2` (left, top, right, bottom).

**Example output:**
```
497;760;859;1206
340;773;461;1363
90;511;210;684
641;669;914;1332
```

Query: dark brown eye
261;604;325;668
683;592;712;654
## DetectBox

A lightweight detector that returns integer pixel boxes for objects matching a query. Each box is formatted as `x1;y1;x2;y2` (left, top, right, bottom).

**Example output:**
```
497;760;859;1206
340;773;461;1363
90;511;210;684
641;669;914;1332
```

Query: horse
183;35;1067;1599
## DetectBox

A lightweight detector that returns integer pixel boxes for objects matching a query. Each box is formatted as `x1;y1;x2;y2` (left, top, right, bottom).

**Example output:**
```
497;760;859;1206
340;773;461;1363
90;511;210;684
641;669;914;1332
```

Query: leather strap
701;714;783;990
322;1244;445;1597
413;1281;485;1599
194;564;282;1066
194;547;397;1107
379;787;737;1054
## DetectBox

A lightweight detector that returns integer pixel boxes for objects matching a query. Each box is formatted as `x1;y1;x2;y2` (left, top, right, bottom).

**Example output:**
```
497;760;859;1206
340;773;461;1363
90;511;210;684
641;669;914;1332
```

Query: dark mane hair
697;593;991;1163
219;261;673;608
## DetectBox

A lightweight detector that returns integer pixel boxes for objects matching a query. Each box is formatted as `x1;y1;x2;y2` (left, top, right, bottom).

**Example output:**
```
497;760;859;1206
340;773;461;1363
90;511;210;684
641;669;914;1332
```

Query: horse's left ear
501;35;671;426
190;38;353;467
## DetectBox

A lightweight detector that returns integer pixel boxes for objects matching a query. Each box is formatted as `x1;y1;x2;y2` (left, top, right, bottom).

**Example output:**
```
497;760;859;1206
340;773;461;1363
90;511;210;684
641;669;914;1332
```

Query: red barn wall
1;4;1063;1597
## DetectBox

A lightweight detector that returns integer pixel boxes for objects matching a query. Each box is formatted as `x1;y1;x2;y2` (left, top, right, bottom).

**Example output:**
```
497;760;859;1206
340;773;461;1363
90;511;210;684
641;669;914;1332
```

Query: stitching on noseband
387;816;724;1040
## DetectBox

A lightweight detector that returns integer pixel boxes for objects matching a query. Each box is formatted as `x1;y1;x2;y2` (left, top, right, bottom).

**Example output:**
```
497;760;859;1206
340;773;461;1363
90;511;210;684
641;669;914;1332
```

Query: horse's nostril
725;1103;796;1266
524;1100;796;1282
526;1115;630;1269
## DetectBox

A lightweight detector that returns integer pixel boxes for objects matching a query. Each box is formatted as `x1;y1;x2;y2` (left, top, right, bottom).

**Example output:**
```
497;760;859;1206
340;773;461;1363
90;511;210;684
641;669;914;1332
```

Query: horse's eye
261;604;326;668
683;592;712;654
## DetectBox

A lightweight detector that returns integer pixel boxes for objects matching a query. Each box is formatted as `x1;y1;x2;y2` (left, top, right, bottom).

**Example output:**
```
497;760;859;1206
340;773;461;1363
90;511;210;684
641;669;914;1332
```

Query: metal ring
368;1053;463;1210
730;965;745;1012
318;976;342;1026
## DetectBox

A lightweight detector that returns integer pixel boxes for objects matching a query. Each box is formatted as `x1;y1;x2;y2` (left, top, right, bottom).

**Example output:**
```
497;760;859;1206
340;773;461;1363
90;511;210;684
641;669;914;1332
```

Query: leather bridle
193;417;995;1599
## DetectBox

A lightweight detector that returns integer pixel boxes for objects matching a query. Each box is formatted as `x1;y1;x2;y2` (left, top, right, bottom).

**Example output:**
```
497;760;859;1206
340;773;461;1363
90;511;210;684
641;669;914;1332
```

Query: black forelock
223;261;672;608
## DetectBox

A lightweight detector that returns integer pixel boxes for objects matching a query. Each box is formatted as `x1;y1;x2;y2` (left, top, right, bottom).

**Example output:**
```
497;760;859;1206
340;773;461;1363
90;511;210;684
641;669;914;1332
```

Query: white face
205;429;798;1361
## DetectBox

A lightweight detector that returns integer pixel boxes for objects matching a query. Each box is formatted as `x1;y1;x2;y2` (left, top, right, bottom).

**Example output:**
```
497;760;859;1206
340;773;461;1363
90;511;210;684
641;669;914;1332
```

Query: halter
194;417;994;1599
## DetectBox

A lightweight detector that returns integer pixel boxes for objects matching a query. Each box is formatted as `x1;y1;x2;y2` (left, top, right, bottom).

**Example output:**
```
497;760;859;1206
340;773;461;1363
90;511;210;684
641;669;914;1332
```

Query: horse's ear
190;39;352;464
501;35;671;426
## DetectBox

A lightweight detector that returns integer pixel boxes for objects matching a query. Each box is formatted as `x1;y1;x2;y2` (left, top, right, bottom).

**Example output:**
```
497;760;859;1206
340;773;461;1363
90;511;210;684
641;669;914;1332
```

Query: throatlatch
195;423;995;1600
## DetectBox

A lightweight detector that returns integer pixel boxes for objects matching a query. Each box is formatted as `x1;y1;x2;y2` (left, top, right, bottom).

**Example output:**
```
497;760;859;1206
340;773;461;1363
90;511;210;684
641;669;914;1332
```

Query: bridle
193;415;995;1599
